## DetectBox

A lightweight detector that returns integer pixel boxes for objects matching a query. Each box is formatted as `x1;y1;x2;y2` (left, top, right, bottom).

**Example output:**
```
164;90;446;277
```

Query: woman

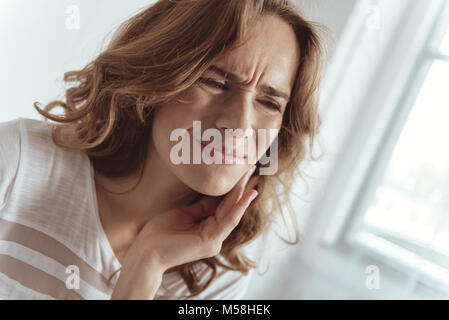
0;0;327;299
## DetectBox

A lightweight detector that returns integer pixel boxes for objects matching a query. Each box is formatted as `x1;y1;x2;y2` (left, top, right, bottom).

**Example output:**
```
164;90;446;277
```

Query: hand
130;165;259;272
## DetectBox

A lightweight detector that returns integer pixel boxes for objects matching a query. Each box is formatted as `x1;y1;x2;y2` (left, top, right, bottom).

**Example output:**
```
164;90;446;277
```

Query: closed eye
198;77;282;112
198;77;228;90
259;100;281;112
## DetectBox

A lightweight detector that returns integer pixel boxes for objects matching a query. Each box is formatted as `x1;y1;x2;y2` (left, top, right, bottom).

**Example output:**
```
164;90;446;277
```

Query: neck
94;142;199;237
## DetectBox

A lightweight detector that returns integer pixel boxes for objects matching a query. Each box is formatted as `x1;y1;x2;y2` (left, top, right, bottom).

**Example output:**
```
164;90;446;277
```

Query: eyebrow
207;65;291;102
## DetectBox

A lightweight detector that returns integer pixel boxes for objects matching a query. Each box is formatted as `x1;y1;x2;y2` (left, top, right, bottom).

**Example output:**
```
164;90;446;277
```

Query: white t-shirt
0;117;252;300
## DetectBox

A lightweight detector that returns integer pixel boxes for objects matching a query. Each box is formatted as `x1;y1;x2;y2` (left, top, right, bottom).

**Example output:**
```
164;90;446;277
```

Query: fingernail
249;191;258;202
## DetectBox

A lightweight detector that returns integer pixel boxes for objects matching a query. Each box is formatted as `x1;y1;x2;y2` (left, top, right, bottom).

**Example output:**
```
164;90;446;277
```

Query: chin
194;173;236;197
198;181;233;197
177;164;242;197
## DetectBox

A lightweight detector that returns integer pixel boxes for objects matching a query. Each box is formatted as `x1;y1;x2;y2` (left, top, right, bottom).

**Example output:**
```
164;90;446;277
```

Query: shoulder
0;117;86;209
0;118;23;208
0;117;55;158
0;117;22;154
0;116;61;171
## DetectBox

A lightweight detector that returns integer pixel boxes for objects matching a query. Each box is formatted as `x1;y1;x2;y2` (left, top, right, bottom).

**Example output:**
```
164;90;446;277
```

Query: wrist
133;239;168;274
110;245;166;300
111;259;164;300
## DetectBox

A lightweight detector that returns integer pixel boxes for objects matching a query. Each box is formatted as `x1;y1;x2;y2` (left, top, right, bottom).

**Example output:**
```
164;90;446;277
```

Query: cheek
151;106;181;150
170;85;211;112
153;88;206;132
254;118;282;159
151;88;212;158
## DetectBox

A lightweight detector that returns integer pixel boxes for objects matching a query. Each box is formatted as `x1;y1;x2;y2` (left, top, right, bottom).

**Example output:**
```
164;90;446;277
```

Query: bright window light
362;59;449;259
441;28;449;55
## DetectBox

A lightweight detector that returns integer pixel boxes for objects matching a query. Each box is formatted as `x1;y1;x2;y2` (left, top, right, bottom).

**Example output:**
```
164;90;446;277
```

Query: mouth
194;139;247;163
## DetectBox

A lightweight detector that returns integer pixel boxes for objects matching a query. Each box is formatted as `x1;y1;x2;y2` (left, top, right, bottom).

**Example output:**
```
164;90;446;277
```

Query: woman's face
151;14;300;196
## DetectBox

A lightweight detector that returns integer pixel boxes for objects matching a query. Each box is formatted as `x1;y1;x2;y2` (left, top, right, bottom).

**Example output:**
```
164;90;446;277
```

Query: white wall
0;0;354;123
297;0;357;41
0;0;156;121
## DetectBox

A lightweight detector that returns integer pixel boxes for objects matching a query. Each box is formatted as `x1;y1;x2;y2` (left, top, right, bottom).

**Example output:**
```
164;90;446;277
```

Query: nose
215;89;254;138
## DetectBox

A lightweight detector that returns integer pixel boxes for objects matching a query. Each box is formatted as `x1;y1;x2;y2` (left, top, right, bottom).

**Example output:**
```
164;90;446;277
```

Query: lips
195;139;246;161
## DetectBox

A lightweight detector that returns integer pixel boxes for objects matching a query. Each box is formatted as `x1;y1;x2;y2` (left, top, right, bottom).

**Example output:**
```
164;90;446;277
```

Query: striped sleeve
0;219;113;299
0;271;55;300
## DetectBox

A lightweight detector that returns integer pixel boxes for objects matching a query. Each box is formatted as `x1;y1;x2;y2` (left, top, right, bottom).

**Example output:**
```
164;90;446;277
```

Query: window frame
322;0;449;294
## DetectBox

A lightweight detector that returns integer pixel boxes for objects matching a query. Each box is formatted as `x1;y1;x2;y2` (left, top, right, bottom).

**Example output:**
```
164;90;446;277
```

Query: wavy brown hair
34;0;329;298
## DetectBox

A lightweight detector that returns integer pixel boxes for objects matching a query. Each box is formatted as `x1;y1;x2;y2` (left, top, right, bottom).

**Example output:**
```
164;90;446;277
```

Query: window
344;1;449;294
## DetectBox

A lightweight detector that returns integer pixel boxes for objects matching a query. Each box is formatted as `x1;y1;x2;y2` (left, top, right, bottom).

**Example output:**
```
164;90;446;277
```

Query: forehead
211;14;300;91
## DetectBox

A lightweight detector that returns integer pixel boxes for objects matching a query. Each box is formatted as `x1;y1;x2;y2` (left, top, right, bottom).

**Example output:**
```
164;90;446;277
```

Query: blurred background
1;0;449;299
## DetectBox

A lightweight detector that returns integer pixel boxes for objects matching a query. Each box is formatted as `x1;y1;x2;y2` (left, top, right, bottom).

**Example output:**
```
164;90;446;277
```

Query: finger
182;197;222;221
226;166;254;206
235;165;257;203
244;175;259;193
197;189;257;244
181;167;255;224
216;166;256;222
217;189;258;241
